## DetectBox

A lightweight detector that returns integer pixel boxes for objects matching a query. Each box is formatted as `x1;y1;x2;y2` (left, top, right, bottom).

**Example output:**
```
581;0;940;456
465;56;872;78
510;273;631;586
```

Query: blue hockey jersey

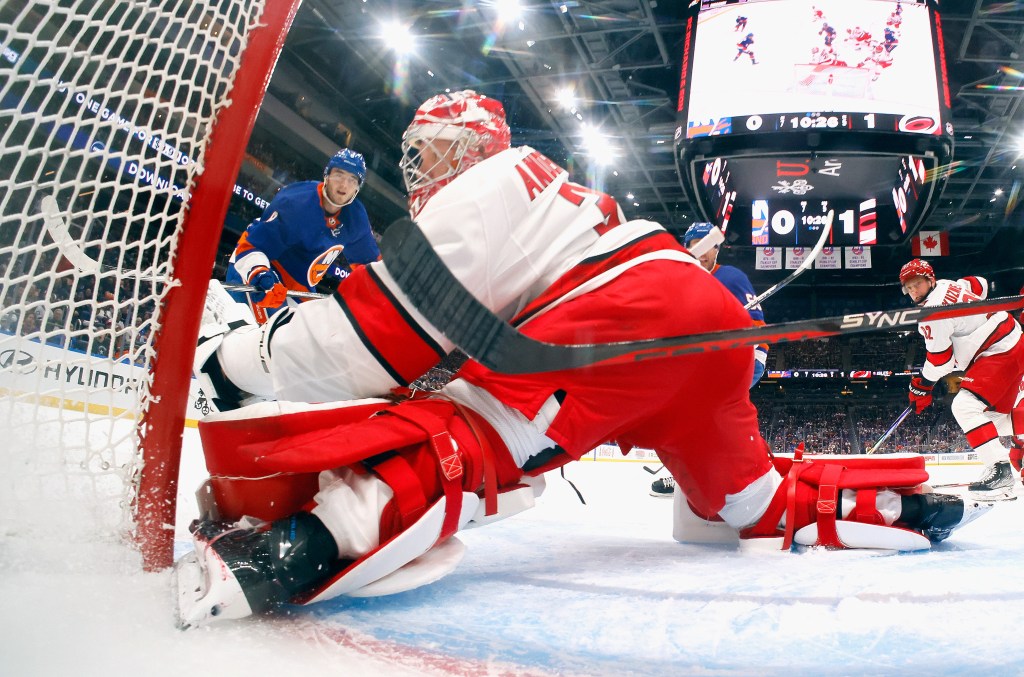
230;180;380;292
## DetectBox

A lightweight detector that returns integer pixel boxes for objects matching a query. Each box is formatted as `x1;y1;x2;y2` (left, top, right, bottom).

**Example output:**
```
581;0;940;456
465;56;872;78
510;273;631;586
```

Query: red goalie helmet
400;90;511;217
899;258;935;293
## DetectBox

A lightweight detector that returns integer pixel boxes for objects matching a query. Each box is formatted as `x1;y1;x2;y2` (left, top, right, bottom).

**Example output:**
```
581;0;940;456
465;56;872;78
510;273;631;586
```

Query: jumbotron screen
683;0;945;139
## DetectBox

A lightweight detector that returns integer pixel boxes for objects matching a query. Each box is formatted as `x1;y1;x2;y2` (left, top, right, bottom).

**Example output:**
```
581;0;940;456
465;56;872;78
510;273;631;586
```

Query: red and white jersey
394;145;636;322
918;276;1022;382
264;146;662;402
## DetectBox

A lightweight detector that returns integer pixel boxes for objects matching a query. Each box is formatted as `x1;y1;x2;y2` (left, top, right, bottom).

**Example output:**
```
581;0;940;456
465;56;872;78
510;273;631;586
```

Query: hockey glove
249;269;288;309
908;376;934;415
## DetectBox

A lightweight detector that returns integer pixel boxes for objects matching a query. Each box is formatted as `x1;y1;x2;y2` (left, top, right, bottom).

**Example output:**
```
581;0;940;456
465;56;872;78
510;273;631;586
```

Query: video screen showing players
684;0;942;139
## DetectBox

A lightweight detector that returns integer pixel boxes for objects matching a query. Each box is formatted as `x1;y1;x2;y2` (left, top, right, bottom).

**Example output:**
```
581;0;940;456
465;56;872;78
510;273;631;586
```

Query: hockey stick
41;197;322;299
744;209;833;310
380;217;1024;375
221;283;324;300
865;405;914;455
643;464;664;475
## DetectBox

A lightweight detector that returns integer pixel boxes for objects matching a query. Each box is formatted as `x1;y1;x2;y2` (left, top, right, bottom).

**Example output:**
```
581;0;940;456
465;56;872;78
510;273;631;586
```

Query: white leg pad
305;492;480;603
794;521;931;551
672;488;740;545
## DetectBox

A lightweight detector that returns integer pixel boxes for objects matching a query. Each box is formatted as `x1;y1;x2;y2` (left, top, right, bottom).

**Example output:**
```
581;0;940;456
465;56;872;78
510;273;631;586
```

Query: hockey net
0;0;299;570
793;63;873;99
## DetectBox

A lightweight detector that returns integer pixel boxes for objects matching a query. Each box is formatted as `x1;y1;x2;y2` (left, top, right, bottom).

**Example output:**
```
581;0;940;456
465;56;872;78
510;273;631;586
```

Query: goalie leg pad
194;396;523;607
740;447;930;550
197;398;395;522
194;280;273;413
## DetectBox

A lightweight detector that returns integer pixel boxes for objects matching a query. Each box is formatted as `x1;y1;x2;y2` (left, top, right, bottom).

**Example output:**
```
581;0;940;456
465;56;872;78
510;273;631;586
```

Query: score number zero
768;205;856;237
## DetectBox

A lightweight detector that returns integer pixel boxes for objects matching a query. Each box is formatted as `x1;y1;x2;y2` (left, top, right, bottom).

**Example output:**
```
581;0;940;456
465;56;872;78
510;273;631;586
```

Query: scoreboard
675;0;953;246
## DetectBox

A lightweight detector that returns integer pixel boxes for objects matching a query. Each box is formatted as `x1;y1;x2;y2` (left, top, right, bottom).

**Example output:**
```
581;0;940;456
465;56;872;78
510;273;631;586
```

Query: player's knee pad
197;396;521;530
740;446;930;550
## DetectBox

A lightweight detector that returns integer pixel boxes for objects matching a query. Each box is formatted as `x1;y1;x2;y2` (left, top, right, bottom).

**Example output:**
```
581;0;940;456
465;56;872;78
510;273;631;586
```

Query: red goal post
0;0;302;571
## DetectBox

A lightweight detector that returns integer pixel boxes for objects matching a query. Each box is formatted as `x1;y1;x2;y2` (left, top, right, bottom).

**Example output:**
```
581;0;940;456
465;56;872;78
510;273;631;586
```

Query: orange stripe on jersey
235;230;258;256
274;264;305;292
332;266;446;385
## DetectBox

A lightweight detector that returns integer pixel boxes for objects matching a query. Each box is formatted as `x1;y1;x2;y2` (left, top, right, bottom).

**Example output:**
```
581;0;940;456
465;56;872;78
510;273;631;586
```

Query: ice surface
3;425;1023;677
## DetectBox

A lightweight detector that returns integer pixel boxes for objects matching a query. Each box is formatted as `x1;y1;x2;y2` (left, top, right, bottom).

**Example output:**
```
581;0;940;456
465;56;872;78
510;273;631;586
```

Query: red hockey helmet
400;90;512;217
899;258;935;294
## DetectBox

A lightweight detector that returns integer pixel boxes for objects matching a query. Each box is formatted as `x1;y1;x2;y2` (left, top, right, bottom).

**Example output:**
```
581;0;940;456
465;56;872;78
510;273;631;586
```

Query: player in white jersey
195;90;642;409
900;259;1024;496
171;95;993;630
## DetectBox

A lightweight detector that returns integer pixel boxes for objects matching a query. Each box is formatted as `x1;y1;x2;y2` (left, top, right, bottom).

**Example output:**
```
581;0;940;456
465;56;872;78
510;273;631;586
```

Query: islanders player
226;149;381;322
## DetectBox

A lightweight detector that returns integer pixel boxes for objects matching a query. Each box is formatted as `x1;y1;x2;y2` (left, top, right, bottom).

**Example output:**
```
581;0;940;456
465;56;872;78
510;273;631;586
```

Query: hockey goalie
177;90;994;628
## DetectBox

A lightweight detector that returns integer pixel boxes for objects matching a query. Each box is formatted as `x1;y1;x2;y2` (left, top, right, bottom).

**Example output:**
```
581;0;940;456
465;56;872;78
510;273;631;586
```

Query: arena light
380;19;415;55
494;0;523;24
581;123;614;166
555;86;576;111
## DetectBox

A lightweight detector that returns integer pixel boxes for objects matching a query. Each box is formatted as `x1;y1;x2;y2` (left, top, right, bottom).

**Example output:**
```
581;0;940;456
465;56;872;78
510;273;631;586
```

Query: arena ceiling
264;0;1024;294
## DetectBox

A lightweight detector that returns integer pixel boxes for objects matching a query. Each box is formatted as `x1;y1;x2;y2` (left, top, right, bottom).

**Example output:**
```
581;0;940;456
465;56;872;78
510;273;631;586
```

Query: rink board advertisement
0;334;206;425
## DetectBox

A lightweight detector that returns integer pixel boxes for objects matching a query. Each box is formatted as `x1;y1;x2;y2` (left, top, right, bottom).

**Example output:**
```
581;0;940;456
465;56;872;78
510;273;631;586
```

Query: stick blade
40;196;103;274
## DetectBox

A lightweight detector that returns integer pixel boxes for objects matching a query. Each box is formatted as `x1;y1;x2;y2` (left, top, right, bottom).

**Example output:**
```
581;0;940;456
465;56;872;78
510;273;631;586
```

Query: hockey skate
896;492;994;542
966;461;1015;500
175;514;342;629
650;475;675;498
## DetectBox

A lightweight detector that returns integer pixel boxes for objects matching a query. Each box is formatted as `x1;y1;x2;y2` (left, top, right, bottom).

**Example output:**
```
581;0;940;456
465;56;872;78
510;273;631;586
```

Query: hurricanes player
225;149;381;323
900;259;1024;497
175;92;995;628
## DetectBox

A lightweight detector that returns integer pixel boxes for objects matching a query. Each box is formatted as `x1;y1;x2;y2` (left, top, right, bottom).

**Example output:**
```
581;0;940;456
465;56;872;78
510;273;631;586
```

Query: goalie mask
400;90;511;218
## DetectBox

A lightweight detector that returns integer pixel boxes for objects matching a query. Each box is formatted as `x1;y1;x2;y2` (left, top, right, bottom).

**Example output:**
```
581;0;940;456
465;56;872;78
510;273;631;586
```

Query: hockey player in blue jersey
651;221;770;496
226;149;381;323
734;33;758;64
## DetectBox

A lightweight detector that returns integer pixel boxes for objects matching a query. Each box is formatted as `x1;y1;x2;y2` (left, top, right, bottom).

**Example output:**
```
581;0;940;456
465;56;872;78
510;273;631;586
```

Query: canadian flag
911;230;949;256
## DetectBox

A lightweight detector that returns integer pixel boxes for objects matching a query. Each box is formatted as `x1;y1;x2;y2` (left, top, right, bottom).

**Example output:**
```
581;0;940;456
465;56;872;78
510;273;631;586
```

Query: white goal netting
0;0;289;568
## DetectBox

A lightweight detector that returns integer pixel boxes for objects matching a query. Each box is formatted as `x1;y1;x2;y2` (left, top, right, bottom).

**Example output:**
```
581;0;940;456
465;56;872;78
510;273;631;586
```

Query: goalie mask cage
0;0;301;571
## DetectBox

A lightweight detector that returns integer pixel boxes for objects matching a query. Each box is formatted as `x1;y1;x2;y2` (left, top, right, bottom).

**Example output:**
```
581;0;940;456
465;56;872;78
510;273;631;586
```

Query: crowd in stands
753;397;975;456
766;333;915;373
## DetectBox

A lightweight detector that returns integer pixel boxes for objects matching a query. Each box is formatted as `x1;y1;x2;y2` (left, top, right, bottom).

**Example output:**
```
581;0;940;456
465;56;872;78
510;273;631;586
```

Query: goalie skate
174;526;254;630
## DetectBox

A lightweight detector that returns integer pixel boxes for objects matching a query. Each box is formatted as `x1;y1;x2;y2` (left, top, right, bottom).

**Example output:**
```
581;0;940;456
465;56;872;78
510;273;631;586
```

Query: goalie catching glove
908;376;935;415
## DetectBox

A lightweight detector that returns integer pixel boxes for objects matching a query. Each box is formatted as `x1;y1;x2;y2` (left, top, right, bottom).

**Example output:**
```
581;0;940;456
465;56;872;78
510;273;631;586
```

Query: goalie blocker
176;402;992;628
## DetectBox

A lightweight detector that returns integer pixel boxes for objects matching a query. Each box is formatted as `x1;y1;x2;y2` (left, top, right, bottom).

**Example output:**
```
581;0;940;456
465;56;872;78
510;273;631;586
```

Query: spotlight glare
380;20;414;55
